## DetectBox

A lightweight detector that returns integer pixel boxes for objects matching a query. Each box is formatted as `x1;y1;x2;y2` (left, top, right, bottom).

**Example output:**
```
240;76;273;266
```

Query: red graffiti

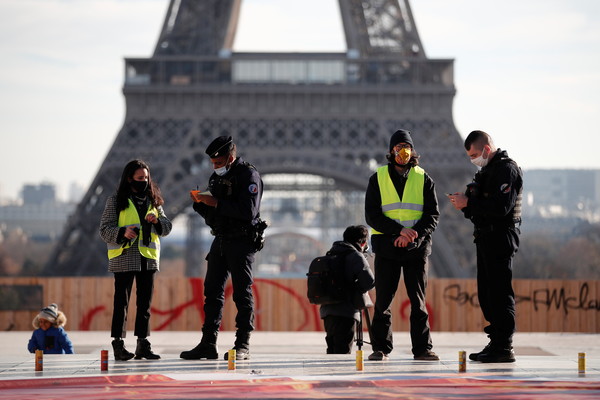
149;278;319;331
150;277;204;331
79;305;106;330
75;278;434;332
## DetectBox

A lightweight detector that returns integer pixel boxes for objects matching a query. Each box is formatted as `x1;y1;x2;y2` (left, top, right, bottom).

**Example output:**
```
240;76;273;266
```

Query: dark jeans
111;270;155;338
476;228;519;346
324;315;356;354
202;236;256;336
370;254;432;356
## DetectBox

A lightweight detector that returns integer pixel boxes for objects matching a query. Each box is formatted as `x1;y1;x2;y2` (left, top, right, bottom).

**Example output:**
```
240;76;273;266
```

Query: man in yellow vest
365;129;440;361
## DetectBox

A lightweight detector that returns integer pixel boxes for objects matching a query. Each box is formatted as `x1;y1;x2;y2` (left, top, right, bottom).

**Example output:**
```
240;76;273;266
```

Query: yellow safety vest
372;165;425;234
107;199;160;260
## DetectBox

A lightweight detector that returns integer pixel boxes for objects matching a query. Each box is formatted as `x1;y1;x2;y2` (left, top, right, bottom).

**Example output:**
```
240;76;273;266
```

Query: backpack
306;250;351;305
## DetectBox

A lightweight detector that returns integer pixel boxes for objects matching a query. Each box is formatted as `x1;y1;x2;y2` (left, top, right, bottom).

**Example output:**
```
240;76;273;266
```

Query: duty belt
474;223;520;237
210;229;247;238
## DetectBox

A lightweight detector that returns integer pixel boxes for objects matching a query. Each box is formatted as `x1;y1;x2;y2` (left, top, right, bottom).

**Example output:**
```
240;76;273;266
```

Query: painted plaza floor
0;331;599;399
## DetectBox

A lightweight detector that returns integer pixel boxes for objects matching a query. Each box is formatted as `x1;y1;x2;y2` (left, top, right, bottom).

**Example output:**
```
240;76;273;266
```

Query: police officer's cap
206;136;233;158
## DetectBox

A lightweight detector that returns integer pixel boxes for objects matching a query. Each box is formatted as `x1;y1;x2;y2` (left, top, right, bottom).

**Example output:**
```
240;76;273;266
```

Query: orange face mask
395;147;411;165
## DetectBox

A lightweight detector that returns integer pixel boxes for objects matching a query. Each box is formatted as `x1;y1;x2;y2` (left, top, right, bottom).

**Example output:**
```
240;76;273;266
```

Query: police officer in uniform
449;130;522;363
180;136;263;361
365;129;440;361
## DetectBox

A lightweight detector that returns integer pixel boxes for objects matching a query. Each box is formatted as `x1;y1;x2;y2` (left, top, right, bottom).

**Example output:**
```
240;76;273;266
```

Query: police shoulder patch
500;183;511;193
248;183;259;194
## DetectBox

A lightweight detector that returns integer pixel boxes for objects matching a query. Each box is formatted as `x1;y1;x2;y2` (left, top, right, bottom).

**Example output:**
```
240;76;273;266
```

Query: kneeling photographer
319;225;375;354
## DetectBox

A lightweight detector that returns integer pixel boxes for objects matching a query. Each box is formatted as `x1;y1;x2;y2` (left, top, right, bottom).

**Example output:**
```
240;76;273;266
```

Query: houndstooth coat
99;195;172;273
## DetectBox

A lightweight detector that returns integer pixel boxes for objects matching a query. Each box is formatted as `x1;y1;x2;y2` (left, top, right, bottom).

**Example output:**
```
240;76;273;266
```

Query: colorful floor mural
2;374;600;400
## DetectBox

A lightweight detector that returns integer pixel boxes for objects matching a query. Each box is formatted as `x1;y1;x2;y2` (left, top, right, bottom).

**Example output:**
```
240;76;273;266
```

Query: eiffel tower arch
44;0;476;277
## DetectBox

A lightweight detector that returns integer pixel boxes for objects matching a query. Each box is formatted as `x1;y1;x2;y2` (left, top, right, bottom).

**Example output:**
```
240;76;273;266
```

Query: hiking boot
224;347;250;360
134;338;160;360
368;351;389;361
478;347;516;363
414;350;440;361
469;342;493;361
223;331;251;360
180;342;219;360
112;339;134;361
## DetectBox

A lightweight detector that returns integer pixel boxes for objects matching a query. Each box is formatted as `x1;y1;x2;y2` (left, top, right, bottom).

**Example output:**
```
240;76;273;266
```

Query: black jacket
365;164;439;260
462;149;523;229
319;241;375;322
193;157;263;234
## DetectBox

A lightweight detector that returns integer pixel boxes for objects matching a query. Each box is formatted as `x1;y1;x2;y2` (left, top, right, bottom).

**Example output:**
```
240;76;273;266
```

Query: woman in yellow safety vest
100;159;172;361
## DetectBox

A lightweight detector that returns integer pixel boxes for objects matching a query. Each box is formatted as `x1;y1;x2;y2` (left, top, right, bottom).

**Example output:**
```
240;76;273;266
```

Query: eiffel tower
44;0;475;277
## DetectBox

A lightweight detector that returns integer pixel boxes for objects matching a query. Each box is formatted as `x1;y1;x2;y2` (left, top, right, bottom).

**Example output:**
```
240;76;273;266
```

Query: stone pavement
1;331;599;399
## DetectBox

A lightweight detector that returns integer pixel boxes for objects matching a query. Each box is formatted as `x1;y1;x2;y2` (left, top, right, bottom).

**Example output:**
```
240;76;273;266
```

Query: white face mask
214;166;228;176
214;156;232;176
470;147;490;168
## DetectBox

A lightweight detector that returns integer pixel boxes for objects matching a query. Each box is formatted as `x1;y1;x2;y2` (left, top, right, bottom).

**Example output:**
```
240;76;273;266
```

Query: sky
1;0;599;202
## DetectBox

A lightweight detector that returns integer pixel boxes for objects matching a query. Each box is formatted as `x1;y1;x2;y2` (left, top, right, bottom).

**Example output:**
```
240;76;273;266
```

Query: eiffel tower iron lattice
44;0;476;277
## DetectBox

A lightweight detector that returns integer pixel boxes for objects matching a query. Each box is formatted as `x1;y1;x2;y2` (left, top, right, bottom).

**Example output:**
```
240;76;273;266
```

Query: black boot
478;345;515;363
224;331;251;360
180;331;219;360
112;339;134;361
135;338;161;360
469;341;492;361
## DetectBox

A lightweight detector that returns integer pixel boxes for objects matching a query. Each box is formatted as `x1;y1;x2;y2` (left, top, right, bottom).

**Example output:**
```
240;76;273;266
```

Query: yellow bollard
35;350;43;371
458;350;466;372
578;352;586;374
228;349;236;370
356;350;364;371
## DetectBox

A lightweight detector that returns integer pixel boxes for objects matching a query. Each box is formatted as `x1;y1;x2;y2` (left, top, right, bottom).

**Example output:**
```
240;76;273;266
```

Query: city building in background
0;183;75;242
521;169;600;236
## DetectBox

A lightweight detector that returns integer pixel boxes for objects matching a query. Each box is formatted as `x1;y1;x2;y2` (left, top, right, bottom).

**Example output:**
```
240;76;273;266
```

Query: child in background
27;303;74;354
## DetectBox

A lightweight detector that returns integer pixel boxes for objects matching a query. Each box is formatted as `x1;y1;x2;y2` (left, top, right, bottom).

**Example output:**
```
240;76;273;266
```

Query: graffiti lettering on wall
443;283;600;315
442;284;479;308
4;278;596;331
78;278;422;331
528;284;600;315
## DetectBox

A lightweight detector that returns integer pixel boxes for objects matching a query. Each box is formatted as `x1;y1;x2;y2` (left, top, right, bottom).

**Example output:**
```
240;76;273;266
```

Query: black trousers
202;236;256;336
370;254;432;356
111;269;156;339
475;228;519;346
324;315;356;354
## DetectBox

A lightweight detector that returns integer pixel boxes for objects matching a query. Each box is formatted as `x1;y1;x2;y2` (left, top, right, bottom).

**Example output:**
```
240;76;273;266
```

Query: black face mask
130;180;148;193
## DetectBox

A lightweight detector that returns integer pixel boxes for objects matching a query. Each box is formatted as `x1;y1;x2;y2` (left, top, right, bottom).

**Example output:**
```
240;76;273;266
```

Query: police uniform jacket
194;157;263;235
462;149;523;230
365;164;439;260
319;241;375;322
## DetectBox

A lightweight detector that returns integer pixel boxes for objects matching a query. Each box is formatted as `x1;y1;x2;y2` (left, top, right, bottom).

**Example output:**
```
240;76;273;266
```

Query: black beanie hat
389;129;414;151
205;136;233;158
